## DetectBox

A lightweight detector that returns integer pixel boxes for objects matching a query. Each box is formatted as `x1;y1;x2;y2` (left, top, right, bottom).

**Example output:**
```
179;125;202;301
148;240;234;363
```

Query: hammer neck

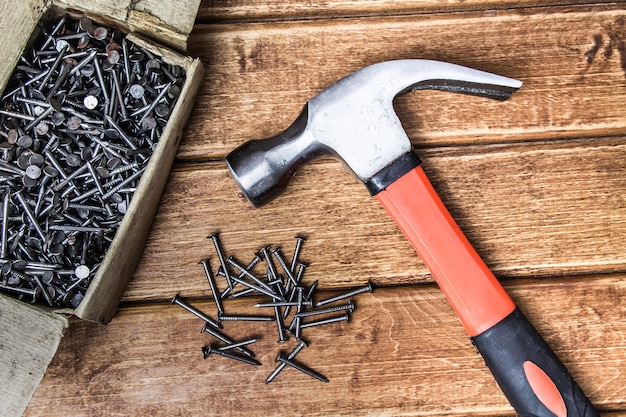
364;152;422;195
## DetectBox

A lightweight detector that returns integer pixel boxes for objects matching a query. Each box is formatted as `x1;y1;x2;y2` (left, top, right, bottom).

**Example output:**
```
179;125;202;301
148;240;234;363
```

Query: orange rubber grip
376;166;515;337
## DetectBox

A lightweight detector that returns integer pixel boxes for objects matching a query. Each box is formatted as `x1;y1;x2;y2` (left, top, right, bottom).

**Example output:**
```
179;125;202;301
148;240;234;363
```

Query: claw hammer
226;60;598;416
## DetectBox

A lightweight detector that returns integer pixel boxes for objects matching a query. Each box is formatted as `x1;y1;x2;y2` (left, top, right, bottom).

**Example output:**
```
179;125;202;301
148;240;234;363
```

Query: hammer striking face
226;60;598;416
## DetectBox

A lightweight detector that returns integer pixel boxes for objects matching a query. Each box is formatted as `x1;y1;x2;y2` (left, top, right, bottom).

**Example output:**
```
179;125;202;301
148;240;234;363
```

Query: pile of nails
0;14;185;308
172;233;373;384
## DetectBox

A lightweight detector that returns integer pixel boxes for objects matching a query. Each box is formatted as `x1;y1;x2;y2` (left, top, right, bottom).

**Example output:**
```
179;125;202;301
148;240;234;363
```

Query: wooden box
0;1;204;416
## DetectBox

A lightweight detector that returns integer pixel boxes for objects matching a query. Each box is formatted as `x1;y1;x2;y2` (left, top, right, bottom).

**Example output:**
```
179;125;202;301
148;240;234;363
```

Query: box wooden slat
0;297;68;417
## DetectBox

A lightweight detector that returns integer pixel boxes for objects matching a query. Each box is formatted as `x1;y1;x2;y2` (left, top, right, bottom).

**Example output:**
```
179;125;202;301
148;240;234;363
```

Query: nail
272;246;298;288
199;258;224;315
171;294;222;329
0;282;41;302
207;233;233;290
228;271;283;301
284;285;304;322
259;246;279;283
225;288;255;299
305;279;318;302
291;236;306;273
265;340;308;384
101;167;146;200
139;81;171;121
276;353;328;383
314;281;373;307
300;313;350;329
226;256;278;296
254;300;312;308
13;191;45;241
220;255;261;298
1;193;10;258
202;345;261;366
200;323;255;358
273;304;288;342
217;338;260;352
37;43;68;89
218;314;275;322
295;301;355;318
32;274;54;306
111;70;127;119
293;316;302;340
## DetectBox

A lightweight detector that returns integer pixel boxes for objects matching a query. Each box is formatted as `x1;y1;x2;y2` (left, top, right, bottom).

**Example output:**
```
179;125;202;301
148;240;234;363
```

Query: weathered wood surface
24;280;626;416
23;0;626;416
125;137;626;302
197;0;620;22
184;3;626;160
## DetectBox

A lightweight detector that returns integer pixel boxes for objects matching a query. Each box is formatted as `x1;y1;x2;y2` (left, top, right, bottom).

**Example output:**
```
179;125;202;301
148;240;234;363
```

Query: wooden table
23;1;626;416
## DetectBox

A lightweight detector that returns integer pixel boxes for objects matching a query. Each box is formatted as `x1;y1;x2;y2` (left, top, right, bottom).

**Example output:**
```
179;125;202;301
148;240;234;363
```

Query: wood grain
24;277;626;416
126;137;626;301
183;4;626;160
17;0;626;415
196;0;615;22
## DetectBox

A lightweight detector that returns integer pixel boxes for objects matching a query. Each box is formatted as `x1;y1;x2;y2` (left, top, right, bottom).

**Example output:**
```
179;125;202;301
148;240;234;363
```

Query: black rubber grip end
471;308;599;417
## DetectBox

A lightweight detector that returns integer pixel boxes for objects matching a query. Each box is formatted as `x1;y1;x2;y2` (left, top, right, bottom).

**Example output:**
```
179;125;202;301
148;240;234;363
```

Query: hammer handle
376;165;598;417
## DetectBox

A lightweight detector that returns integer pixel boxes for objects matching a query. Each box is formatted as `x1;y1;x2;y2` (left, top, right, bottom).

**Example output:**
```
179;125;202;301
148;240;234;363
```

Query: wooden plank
196;0;613;22
0;296;68;417
126;137;626;301
0;0;44;93
23;276;626;416
183;4;626;160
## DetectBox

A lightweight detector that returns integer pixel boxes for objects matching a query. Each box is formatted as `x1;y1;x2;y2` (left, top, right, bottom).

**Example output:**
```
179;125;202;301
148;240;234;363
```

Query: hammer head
226;59;521;207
